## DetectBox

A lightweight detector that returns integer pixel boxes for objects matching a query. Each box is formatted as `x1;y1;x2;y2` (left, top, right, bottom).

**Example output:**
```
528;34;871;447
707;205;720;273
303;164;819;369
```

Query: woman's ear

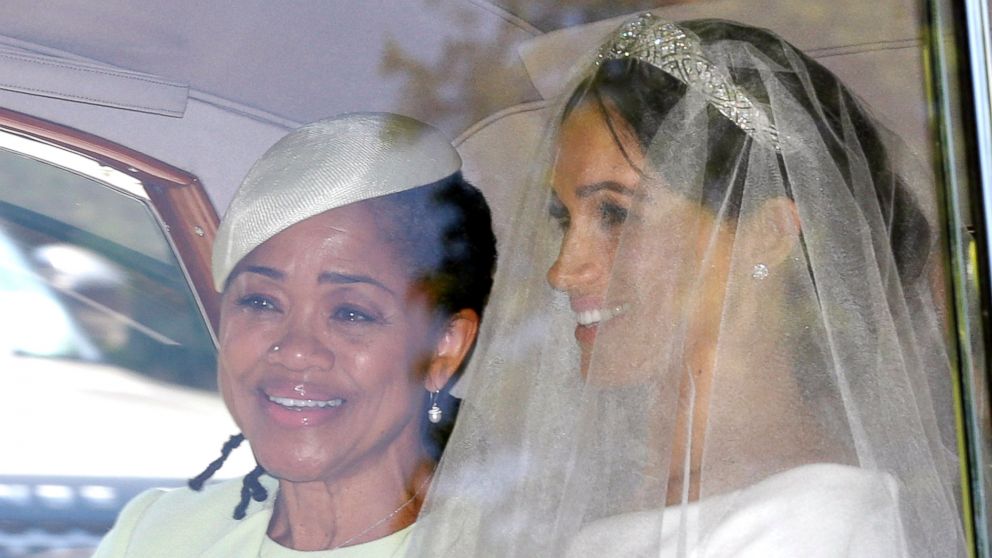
425;309;480;391
741;197;801;269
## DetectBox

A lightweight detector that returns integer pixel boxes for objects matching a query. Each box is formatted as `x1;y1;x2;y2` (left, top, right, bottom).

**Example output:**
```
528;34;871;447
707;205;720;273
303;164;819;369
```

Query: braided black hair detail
187;434;271;520
187;433;245;491
233;464;269;520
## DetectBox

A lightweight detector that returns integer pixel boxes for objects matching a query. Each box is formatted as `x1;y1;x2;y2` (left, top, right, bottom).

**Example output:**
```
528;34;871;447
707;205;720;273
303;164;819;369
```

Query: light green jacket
92;476;412;557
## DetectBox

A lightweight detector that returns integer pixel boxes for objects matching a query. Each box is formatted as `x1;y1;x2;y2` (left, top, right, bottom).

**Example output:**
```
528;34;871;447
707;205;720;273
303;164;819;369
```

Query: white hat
212;112;462;291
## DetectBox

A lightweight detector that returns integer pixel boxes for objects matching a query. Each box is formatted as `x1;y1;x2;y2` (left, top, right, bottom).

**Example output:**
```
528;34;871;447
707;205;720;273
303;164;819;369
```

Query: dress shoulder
91;488;168;558
91;477;277;558
566;464;905;558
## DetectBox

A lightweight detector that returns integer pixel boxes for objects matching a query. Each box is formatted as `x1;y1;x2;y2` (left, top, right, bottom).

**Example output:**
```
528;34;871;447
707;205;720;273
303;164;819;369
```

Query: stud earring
270;344;280;352
751;263;769;280
428;390;442;424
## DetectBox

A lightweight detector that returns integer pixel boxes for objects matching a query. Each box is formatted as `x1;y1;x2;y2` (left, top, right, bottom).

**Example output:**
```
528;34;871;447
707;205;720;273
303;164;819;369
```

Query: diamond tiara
596;13;781;151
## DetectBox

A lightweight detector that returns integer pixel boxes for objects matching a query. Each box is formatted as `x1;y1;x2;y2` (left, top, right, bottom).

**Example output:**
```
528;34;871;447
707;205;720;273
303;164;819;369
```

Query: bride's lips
570;299;627;347
258;380;348;428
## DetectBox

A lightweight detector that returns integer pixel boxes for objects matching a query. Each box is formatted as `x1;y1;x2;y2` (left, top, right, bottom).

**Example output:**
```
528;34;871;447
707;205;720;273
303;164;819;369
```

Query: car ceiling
0;0;929;215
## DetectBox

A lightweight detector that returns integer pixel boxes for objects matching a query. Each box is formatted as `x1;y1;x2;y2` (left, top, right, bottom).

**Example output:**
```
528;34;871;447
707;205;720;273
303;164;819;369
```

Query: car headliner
0;0;930;217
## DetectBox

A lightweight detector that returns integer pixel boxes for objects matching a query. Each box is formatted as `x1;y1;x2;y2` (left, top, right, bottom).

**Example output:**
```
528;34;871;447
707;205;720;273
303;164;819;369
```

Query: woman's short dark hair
368;172;497;459
370;171;496;319
562;20;930;285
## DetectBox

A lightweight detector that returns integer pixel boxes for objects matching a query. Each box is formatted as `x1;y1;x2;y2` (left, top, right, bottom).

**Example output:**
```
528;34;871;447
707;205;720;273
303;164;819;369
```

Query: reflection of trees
380;0;698;134
492;0;694;32
380;32;525;137
382;0;931;173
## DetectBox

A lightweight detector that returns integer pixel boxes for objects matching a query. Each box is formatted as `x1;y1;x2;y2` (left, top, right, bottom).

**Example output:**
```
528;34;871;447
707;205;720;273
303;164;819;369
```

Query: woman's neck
266;446;434;551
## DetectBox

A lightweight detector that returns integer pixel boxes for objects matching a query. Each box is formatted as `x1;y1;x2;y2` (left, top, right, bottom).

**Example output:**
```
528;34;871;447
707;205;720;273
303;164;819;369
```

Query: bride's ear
740;197;801;270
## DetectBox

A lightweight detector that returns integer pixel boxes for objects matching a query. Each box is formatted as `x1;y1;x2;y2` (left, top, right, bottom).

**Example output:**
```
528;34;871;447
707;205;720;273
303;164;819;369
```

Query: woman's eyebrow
575;181;639;198
234;265;284;281
318;271;394;295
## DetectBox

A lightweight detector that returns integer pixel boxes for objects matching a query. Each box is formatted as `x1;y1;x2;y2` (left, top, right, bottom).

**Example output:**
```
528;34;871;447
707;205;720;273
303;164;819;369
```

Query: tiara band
597;13;781;151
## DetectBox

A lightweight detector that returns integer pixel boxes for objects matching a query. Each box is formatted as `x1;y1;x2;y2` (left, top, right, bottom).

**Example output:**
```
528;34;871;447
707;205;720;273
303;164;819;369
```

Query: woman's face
217;202;441;482
548;103;737;383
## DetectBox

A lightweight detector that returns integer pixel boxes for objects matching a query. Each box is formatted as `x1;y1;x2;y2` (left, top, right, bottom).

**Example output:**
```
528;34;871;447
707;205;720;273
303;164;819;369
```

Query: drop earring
428;390;442;423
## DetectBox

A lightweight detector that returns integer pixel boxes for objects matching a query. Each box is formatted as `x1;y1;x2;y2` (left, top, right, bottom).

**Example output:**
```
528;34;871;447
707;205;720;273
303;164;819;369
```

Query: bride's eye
599;201;629;228
549;198;571;231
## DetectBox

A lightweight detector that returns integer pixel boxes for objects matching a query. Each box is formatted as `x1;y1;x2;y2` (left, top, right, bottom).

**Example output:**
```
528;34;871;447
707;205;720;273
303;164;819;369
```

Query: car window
0;148;216;389
0;127;249;557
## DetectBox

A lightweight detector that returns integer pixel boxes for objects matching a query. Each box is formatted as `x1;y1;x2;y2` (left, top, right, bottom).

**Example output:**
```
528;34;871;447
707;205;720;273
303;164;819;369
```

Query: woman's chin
257;454;339;483
248;433;347;482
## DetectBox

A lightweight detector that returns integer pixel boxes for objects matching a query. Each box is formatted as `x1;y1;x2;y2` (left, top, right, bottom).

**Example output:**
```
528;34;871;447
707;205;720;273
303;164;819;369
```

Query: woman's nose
547;227;603;293
267;315;334;371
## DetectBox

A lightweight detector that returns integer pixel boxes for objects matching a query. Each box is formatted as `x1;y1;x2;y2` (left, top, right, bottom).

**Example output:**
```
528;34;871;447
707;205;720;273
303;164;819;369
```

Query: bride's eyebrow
576;181;640;199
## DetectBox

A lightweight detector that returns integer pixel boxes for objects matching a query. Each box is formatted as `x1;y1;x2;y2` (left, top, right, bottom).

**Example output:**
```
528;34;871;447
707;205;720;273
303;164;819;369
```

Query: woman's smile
266;395;344;409
260;379;349;413
260;390;347;428
259;380;349;428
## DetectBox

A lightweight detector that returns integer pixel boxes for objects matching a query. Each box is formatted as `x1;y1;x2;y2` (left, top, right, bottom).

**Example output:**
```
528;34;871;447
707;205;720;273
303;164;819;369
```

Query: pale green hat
212;112;462;291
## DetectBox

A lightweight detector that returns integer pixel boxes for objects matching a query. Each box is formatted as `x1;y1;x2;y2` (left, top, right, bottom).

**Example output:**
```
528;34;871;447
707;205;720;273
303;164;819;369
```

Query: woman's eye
332;306;376;324
236;294;279;312
599;201;629;228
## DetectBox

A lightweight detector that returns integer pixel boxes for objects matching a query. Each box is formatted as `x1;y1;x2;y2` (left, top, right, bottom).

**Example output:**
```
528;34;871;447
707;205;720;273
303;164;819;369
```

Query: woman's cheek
218;315;275;382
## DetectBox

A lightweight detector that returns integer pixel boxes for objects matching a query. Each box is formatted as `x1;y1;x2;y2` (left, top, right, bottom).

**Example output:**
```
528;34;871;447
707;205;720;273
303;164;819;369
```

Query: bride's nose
547;226;604;293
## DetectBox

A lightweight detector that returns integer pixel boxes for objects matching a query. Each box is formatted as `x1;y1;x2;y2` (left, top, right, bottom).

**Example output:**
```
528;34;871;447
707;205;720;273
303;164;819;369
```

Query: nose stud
267;342;332;369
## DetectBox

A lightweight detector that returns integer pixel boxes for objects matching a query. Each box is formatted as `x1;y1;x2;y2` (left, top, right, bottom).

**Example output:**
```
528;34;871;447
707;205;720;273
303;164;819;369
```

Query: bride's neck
660;342;840;505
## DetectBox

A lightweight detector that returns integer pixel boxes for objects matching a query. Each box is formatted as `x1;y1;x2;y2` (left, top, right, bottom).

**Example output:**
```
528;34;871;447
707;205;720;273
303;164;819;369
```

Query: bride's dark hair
562;19;931;285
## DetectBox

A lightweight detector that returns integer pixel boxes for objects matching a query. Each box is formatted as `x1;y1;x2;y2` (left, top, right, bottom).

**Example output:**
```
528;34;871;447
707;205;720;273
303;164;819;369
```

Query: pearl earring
270;344;281;352
428;390;442;423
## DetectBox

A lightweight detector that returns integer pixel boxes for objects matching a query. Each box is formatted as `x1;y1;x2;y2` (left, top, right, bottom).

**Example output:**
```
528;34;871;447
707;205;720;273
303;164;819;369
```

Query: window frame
926;0;992;555
0;107;221;335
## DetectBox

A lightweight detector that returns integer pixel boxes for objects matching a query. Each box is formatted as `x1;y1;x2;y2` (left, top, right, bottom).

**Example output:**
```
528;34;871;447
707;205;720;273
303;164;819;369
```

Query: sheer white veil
408;14;965;557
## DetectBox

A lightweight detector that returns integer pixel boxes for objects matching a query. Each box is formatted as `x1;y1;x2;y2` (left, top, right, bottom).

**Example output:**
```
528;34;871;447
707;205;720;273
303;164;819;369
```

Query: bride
408;13;966;557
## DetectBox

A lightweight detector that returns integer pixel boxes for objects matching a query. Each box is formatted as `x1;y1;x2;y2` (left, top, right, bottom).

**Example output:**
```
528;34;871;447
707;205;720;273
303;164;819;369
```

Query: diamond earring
427;390;442;423
751;263;769;280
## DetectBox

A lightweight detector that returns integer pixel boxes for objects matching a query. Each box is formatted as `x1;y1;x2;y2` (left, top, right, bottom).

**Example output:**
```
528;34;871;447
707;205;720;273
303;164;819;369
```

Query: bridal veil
409;14;966;557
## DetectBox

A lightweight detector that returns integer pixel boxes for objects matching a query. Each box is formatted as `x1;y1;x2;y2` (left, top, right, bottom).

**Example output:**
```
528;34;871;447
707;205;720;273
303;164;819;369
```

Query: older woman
92;113;496;557
411;15;965;557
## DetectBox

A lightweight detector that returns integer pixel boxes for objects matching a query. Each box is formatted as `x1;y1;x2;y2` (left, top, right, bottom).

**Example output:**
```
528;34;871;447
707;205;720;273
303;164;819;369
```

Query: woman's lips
267;395;344;409
258;385;348;428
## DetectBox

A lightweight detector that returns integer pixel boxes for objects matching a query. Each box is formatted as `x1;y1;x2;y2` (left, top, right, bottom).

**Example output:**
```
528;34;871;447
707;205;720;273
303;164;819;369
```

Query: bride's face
548;103;737;383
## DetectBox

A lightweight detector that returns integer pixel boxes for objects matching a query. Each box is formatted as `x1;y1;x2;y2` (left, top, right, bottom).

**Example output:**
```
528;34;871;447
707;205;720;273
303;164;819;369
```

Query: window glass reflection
0;149;216;390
